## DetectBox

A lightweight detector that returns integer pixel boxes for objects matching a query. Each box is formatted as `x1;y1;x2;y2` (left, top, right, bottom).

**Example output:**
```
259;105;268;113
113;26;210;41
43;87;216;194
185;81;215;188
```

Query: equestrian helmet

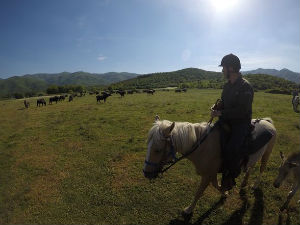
219;53;241;72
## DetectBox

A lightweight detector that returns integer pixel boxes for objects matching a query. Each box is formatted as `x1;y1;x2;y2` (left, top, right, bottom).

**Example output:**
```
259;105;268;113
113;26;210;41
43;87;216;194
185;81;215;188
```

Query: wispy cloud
97;55;107;61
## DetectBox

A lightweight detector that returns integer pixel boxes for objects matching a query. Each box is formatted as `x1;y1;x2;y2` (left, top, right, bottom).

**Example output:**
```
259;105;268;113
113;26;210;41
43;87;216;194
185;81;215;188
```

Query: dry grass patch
110;153;145;191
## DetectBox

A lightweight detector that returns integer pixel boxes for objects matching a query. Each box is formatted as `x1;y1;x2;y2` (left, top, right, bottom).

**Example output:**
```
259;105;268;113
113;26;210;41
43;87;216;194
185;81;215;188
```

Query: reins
160;122;216;174
159;99;220;174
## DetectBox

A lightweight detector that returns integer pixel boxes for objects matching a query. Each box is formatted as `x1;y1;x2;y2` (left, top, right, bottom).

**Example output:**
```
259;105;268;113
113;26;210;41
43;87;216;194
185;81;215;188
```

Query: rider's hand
210;110;221;117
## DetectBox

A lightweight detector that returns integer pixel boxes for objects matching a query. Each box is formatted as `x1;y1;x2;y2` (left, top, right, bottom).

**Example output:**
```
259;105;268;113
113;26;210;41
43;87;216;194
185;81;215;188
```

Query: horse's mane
148;120;209;152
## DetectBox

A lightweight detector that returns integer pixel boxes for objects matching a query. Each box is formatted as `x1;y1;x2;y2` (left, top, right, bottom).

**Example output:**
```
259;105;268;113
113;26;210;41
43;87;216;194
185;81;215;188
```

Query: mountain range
0;68;299;98
242;68;299;83
0;71;138;98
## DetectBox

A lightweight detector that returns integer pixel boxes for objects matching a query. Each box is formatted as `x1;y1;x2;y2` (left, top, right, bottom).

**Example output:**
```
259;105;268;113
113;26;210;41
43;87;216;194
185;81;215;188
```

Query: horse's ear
155;115;160;121
162;122;175;137
280;151;285;161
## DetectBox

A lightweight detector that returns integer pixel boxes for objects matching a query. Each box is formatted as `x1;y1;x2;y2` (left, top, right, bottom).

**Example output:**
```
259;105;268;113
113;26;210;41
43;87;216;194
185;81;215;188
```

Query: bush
14;93;24;99
265;89;291;95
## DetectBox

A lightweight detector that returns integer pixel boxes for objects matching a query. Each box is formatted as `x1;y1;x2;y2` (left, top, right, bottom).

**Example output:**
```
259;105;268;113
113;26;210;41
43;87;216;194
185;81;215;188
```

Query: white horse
274;151;300;211
292;96;300;112
144;115;277;218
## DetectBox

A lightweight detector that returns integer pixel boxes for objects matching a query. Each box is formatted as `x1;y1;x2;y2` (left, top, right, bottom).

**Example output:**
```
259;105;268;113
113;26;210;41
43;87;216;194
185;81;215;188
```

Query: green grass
0;89;299;224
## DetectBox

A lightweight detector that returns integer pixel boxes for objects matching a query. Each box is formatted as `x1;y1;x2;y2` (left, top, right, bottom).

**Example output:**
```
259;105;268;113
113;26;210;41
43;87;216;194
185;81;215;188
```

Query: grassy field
0;89;299;225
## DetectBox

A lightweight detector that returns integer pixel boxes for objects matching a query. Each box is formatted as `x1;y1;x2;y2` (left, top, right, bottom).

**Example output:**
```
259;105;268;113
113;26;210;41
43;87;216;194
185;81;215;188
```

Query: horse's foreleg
241;167;251;188
211;174;228;197
183;176;210;215
211;174;220;191
253;138;275;189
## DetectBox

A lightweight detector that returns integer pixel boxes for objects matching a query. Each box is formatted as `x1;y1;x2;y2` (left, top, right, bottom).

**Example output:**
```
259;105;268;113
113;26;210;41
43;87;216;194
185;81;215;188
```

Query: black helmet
219;53;241;72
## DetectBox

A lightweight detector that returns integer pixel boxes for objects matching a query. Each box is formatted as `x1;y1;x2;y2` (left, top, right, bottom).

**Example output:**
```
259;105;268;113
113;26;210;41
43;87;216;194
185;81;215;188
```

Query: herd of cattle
22;88;187;108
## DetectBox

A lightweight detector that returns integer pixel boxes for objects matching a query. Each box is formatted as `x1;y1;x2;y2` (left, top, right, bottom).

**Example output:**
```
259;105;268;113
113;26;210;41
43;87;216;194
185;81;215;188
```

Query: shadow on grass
248;188;264;225
220;188;250;225
168;196;226;225
277;213;291;225
169;188;266;225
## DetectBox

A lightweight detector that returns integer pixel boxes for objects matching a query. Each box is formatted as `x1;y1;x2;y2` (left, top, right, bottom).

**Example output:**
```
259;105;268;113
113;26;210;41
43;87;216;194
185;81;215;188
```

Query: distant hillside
110;68;298;95
243;74;298;92
242;68;300;83
1;68;299;99
0;71;139;98
110;68;223;89
25;71;139;86
0;76;48;98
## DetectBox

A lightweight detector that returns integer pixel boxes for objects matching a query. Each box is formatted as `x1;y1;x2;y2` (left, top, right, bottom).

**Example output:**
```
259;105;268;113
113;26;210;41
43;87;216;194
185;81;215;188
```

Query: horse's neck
172;123;209;155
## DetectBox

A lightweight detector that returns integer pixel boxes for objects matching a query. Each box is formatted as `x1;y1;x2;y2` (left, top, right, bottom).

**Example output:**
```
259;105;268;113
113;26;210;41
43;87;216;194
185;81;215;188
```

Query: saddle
218;119;274;172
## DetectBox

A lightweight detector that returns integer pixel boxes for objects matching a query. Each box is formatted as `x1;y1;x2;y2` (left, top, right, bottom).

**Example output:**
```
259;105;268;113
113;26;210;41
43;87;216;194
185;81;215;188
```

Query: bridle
143;122;216;177
143;134;178;177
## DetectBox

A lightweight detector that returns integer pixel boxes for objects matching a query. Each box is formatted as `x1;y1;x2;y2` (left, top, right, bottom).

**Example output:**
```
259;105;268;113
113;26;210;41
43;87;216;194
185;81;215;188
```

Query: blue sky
0;0;299;78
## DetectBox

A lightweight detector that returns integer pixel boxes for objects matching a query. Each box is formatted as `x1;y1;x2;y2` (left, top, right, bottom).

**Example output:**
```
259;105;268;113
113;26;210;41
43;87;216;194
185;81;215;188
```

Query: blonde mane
148;120;210;154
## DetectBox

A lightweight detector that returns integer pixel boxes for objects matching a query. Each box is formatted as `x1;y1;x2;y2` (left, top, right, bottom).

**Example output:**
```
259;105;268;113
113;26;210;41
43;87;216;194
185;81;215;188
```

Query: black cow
49;96;59;104
69;95;73;102
127;90;134;94
96;92;111;103
147;89;155;95
116;90;125;97
37;98;46;107
24;100;30;108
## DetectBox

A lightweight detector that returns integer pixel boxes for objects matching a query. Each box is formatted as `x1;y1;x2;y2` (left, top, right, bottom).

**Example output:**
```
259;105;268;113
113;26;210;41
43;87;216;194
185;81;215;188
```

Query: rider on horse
211;53;254;191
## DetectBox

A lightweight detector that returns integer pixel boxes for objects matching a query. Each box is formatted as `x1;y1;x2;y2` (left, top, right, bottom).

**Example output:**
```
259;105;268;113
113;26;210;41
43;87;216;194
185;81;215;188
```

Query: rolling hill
1;68;299;98
109;68;223;89
0;71;139;98
242;68;300;83
110;68;298;93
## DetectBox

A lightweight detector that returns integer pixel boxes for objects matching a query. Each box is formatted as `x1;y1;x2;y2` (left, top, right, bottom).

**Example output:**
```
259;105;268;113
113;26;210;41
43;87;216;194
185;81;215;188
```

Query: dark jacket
220;75;254;125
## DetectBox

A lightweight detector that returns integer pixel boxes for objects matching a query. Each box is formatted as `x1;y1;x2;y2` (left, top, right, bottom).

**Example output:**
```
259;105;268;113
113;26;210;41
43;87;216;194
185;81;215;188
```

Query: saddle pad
246;119;274;155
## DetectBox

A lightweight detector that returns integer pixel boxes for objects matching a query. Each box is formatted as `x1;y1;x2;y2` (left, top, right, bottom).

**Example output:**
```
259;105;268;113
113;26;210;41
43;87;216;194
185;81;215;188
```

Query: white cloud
97;55;107;61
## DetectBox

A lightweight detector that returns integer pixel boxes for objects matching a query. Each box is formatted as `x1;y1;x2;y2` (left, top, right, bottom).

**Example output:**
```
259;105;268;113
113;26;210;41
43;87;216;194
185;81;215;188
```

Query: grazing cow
274;151;300;211
147;89;155;95
96;92;111;103
101;91;109;95
116;90;125;97
59;95;65;101
175;89;182;93
69;95;73;102
37;98;46;107
49;96;59;104
182;88;187;92
24;100;30;108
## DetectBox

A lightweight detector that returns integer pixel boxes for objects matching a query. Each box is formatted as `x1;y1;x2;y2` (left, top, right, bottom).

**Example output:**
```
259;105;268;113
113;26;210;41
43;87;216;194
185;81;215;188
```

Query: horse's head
143;115;176;179
273;151;299;188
